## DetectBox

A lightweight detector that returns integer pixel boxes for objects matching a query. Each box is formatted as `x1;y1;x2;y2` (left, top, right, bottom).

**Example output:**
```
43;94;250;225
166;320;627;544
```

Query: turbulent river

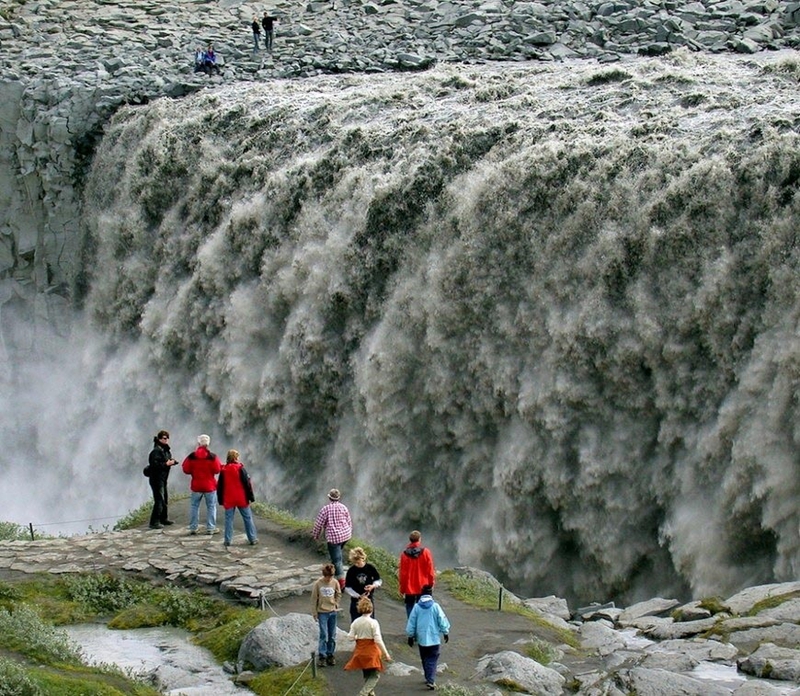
6;50;800;605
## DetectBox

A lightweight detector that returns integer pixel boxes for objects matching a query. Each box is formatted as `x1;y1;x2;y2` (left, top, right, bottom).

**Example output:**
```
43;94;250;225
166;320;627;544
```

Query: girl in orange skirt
344;597;392;696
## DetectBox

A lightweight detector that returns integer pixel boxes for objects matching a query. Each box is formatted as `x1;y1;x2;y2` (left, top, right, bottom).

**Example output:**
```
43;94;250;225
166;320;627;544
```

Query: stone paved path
0;508;323;604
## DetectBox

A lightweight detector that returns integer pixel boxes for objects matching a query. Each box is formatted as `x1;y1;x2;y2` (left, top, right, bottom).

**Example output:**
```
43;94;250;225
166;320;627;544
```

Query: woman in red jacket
217;449;257;548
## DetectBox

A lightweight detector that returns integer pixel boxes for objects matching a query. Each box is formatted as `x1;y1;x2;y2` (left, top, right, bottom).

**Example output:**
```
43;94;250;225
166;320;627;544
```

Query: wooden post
311;652;317;678
29;523;34;541
498;586;503;611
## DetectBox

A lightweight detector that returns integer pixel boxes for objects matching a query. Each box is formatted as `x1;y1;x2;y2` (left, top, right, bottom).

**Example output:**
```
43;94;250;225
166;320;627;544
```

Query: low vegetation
438;569;579;649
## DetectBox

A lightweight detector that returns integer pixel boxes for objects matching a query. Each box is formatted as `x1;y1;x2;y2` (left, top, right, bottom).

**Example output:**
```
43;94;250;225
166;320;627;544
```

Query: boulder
737;642;800;681
619;666;731;695
618;598;680;624
474;650;565;695
724;582;800;615
238;612;347;669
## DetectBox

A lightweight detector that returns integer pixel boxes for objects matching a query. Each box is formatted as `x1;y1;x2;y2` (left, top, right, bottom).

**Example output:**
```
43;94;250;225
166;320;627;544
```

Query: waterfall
6;53;800;604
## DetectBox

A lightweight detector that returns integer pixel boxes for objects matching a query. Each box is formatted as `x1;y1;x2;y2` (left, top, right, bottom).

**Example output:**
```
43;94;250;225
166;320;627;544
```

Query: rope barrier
31;514;126;527
280;653;315;696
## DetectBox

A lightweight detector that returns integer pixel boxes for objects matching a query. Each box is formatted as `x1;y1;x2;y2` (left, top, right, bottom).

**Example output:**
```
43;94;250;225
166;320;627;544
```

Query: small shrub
153;585;214;626
0;521;30;541
0;658;43;696
0;605;82;664
64;574;145;615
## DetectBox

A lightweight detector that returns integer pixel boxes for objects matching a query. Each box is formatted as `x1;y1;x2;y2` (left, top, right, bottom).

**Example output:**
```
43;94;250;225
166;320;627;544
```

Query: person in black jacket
147;430;178;529
261;12;277;52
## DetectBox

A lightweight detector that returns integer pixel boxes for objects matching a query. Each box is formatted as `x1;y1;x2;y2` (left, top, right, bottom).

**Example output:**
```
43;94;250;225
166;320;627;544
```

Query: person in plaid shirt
312;488;352;588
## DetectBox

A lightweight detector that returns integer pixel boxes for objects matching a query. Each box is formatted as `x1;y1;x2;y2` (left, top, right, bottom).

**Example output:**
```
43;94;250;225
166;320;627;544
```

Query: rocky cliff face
1;0;798;319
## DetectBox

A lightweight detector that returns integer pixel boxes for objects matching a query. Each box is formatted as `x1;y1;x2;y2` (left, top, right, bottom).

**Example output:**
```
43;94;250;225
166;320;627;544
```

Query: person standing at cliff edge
399;530;435;617
251;15;261;52
182;434;222;535
217;449;257;547
146;430;178;529
261;11;277;53
312;488;352;589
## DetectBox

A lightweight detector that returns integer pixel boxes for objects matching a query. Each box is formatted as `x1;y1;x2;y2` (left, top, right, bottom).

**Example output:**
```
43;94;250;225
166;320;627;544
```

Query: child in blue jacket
406;584;451;690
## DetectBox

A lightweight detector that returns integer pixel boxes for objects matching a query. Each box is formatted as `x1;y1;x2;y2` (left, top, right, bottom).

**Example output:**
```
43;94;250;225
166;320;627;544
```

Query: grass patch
251;502;313;535
522;635;560;665
438;570;578;649
248;663;330;696
113;501;152;531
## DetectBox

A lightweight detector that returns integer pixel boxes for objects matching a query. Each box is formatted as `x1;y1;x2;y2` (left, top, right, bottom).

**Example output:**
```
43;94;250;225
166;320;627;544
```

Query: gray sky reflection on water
65;623;246;695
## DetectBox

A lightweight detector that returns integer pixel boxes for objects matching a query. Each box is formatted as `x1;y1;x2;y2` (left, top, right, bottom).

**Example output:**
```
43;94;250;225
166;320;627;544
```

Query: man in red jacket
182;434;222;535
399;530;435;617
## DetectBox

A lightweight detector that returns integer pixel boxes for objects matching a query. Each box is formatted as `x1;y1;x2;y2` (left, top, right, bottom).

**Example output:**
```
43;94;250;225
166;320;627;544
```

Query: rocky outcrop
1;0;798;326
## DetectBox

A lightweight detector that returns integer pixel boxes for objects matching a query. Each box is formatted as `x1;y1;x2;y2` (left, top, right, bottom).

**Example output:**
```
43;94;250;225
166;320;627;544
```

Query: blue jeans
224;506;257;545
327;541;347;578
419;644;440;685
252;32;260;51
317;611;337;658
189;491;217;532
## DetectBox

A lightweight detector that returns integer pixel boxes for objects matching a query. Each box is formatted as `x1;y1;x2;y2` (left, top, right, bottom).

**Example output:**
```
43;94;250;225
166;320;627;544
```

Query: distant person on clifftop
251;15;261;52
311;488;352;589
203;44;221;75
344;597;392;696
399;529;435;617
217;449;258;547
146;430;178;529
406;584;450;690
311;562;341;667
261;11;277;53
345;547;382;623
182;434;222;535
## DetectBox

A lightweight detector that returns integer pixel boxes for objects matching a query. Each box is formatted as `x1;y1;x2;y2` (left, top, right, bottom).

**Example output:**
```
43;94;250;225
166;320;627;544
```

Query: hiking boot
317;657;327;667
162;520;174;526
188;529;198;536
426;683;436;690
206;528;219;535
249;539;258;546
148;523;163;530
326;655;335;666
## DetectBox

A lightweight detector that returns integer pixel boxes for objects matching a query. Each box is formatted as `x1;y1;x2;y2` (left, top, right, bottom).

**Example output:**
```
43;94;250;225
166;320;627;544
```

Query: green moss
108;603;169;629
194;607;266;663
495;676;527;692
748;590;800;616
698;596;729;615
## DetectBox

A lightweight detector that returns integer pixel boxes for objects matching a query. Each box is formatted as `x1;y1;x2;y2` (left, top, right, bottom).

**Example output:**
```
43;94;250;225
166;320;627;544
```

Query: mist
4;53;800;605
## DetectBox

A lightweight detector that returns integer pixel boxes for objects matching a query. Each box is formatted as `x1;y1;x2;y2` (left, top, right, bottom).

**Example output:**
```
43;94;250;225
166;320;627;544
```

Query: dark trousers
149;480;169;526
404;593;421;617
419;644;440;685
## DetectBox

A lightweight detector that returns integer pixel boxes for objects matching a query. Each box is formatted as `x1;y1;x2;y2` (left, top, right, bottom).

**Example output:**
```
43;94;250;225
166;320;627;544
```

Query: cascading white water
5;52;800;604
